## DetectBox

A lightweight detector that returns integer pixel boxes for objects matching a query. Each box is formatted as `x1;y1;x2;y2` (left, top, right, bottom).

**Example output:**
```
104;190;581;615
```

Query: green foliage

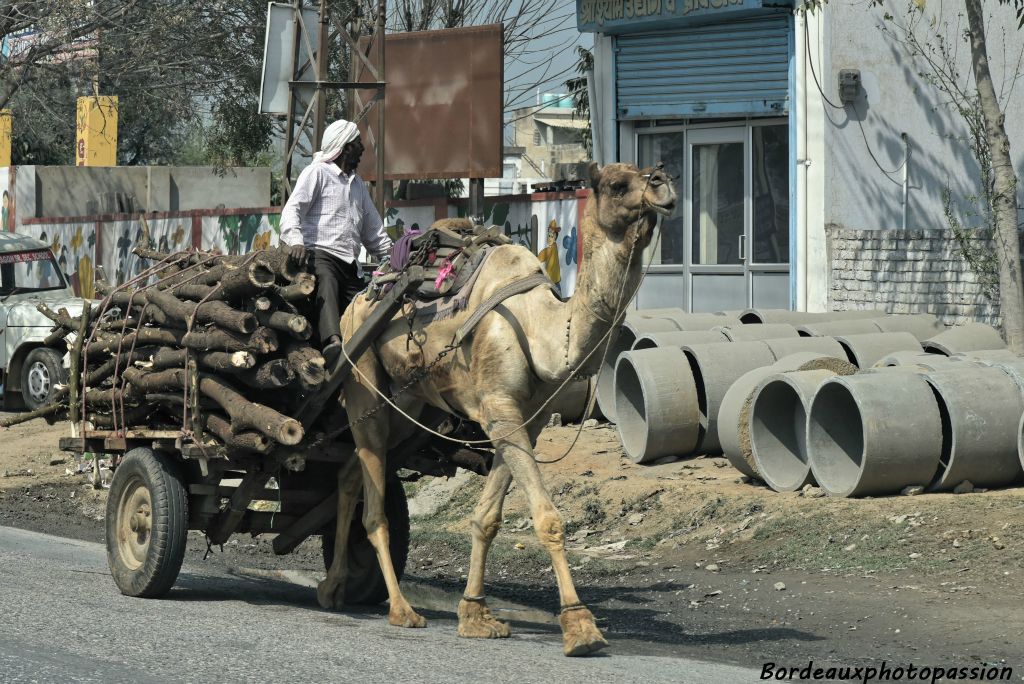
944;186;1000;300
564;45;594;157
878;4;1015;300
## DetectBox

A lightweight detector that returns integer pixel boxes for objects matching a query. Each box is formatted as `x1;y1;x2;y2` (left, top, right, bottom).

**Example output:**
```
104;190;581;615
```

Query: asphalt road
0;526;760;683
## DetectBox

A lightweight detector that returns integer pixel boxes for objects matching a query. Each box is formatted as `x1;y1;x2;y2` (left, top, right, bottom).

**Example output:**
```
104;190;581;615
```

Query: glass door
634;121;791;313
687;127;748;312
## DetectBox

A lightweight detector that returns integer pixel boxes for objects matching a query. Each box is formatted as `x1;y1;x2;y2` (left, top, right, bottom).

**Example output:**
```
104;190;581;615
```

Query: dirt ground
2;414;1022;671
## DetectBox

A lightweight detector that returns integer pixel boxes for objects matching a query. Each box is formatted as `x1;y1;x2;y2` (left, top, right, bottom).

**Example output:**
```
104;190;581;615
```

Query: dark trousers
311;249;364;345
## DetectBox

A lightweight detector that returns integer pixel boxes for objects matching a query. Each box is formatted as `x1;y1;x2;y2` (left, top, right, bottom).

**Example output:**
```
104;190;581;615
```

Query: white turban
313;119;360;163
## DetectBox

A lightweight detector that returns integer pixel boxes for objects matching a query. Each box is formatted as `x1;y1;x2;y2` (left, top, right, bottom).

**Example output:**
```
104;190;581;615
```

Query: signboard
0;249;50;264
76;96;118;167
576;0;782;33
0;110;10;167
259;2;320;115
355;24;504;180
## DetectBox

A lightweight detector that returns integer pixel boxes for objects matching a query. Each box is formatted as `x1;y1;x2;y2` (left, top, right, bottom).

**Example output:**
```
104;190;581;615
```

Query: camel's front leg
317;456;361;610
458;455;513;639
484;403;608;656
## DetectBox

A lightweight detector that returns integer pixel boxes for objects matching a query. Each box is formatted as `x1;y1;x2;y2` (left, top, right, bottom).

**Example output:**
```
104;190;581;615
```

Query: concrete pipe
1019;412;1024;475
923;322;1006;355
987;360;1024;395
682;341;776;454
548;378;592;424
806;373;942;497
717;323;800;341
740;308;881;324
614;348;700;463
750;369;839;492
835;332;922;369
633;329;728;350
658;312;741;331
796;319;882;337
922;367;1024;491
873;314;945;341
950;349;1021;365
718;352;855;479
596;317;680;422
873;351;962;371
633;307;687;320
761;336;847;361
587;376;604;421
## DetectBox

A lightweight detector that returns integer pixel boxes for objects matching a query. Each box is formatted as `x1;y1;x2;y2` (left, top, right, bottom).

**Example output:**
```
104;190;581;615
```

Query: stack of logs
1;245;327;454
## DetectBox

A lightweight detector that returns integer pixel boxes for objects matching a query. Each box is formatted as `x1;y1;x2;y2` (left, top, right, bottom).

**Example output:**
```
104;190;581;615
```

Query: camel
319;162;677;656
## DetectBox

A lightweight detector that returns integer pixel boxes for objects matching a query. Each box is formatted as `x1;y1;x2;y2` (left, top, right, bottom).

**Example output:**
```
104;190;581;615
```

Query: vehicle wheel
105;447;189;598
322;477;410;605
21;347;67;410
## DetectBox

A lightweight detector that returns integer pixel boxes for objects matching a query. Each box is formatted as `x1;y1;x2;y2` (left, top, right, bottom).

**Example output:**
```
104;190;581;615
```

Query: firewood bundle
2;245;328;454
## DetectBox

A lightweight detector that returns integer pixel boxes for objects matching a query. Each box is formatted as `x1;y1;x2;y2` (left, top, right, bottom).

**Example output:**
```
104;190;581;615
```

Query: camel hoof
388;605;427;628
457;599;512;639
560;606;608;657
316;578;345;611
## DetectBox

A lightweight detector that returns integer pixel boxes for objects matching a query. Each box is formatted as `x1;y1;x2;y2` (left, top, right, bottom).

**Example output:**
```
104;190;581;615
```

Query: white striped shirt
279;161;391;263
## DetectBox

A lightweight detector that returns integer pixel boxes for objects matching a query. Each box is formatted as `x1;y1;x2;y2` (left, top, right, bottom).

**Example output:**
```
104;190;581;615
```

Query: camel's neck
561;205;645;377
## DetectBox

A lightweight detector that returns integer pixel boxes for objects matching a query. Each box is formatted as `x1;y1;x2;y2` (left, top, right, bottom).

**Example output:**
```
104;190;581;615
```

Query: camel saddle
367;220;512;301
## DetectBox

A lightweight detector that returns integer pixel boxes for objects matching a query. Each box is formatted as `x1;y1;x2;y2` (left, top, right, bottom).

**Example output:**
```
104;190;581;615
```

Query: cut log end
275;419;305;446
232;351;257;369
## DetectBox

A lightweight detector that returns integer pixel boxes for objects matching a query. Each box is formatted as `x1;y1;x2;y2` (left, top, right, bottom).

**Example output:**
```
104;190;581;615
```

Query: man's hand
287;243;308;265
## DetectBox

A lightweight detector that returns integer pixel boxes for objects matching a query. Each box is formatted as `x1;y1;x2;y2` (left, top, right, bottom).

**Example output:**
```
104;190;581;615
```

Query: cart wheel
322;476;410;605
105;447;189;598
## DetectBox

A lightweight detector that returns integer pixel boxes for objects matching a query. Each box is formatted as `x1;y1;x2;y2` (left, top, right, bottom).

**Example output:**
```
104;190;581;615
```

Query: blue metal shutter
616;14;791;119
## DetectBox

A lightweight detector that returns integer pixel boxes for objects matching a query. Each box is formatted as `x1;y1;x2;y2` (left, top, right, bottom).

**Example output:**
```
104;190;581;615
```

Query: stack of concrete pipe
599;308;887;421
597;309;741;420
605;309;1024;497
740;344;1024;498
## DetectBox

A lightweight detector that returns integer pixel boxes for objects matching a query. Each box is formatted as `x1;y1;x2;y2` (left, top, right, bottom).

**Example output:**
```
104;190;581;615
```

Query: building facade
580;0;1024;316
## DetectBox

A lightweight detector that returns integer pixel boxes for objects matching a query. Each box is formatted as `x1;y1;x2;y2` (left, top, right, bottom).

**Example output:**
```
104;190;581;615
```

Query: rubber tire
322;477;410;605
105;447;189;598
21;347;67;410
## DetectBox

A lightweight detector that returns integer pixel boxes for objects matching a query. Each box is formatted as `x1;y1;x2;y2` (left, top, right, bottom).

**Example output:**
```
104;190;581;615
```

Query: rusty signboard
355;23;504;181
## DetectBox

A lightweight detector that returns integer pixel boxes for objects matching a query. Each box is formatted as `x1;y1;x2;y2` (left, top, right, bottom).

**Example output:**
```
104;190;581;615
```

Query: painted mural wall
23;221;99;299
201;213;280;254
0;167;9;232
451;196;581;297
8;194;586;298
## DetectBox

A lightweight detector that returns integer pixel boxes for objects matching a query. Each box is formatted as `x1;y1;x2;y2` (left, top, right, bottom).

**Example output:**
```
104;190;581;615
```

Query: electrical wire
803;13;908;177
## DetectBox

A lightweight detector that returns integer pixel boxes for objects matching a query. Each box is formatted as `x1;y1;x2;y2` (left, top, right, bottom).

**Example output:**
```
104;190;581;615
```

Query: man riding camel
279;118;393;364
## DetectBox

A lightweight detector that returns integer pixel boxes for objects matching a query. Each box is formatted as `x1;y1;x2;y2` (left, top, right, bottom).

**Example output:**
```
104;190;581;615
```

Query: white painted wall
821;1;1024;234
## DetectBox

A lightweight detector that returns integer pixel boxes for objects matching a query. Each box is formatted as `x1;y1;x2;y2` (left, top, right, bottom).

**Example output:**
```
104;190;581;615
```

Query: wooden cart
58;266;489;603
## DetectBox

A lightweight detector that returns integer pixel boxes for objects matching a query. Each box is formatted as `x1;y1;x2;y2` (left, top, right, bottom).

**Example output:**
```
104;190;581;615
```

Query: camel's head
585;162;677;246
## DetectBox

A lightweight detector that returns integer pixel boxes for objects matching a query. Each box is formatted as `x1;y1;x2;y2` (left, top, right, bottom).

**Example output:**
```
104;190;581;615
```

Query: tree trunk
121;368;303;445
146;289;257;334
275;274;316;302
965;0;1024;352
256;310;312;339
150;348;256;372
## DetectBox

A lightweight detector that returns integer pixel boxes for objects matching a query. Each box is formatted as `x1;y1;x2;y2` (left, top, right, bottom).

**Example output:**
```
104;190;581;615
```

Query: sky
503;0;593;112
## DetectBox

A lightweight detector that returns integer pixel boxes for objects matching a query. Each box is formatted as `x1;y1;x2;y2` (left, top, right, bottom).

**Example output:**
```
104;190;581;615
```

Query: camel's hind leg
317;457;361;610
345;355;426;629
457;455;513;639
481;397;608;656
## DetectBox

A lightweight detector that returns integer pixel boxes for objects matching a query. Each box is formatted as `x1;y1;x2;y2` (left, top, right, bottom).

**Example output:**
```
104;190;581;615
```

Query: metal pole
375;0;386;221
469;178;484;223
315;0;329;147
283;0;304;200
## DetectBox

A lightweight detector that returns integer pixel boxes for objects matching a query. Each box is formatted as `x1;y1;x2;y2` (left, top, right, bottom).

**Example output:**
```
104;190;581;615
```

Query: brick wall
827;227;1002;327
